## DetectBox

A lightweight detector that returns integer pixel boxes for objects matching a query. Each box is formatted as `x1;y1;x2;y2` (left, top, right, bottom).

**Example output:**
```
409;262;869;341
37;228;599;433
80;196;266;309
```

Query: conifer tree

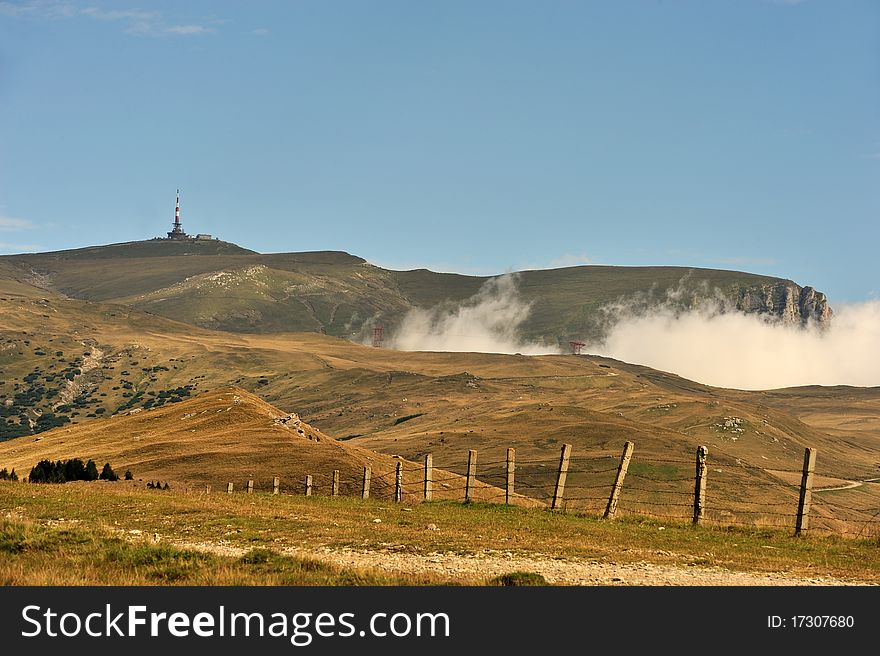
99;463;119;481
84;459;99;481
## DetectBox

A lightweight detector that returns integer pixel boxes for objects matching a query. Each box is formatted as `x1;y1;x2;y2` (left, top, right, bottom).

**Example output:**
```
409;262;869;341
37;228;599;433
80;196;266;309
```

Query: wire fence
203;443;880;540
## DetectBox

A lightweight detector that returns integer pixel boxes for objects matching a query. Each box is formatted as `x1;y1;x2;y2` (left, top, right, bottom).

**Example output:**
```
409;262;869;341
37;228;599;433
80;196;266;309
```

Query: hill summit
21;239;256;260
0;387;398;490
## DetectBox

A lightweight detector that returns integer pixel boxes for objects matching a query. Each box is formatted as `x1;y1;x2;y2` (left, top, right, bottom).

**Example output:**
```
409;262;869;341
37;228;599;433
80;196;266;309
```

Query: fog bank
595;300;880;390
386;274;559;355
382;273;880;390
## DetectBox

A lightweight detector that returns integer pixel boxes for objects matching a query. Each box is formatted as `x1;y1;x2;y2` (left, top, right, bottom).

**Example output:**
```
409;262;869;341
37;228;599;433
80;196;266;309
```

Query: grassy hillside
0;386;516;504
1;275;878;539
0;386;392;491
0;240;812;345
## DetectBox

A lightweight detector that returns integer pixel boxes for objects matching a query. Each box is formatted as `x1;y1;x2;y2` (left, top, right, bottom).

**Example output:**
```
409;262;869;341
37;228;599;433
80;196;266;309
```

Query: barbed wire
565;494;610;502
620;499;694;508
619;485;692;496
627;472;693;483
710;478;799;490
710;508;800;517
812;496;880;514
566;466;621;475
711;498;798;508
632;457;694;465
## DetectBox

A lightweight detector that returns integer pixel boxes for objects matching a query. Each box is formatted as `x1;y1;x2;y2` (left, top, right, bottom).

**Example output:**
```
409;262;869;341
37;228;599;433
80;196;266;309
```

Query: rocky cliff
736;283;832;326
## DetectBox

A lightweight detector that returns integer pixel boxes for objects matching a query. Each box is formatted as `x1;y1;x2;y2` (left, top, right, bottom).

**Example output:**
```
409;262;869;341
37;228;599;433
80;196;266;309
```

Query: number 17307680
768;615;854;629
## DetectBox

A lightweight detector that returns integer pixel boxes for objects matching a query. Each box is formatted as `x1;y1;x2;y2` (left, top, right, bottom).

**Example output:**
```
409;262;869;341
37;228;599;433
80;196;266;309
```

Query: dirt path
167;538;869;586
815;481;863;492
814;477;880;493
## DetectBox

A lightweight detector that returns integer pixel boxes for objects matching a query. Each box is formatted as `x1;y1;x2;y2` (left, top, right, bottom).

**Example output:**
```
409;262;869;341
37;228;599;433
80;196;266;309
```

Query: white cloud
0;2;217;36
0;0;75;18
385;274;559;355
251;27;270;37
79;7;158;22
594;297;880;390
125;19;216;37
0;216;34;231
0;241;43;252
162;24;213;36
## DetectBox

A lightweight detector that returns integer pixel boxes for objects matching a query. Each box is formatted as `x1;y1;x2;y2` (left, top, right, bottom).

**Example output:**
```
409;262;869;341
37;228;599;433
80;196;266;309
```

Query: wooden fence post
795;447;817;536
465;449;477;502
394;461;403;503
604;441;634;520
506;447;516;505
362;466;371;499
246;480;254;494
332;470;340;497
272;477;279;495
424;454;433;501
226;482;233;494
305;475;312;497
693;445;708;525
552;443;572;511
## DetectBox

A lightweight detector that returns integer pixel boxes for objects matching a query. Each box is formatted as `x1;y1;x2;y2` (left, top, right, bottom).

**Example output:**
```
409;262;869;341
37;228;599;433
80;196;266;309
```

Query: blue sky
0;0;877;302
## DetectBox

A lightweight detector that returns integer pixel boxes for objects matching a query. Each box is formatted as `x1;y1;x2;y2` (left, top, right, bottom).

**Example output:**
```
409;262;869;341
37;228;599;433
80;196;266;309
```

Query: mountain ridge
0;239;832;346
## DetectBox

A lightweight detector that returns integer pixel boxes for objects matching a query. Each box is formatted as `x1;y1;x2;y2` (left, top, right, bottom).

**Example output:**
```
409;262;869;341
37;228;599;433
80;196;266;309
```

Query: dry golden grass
0;386;533;506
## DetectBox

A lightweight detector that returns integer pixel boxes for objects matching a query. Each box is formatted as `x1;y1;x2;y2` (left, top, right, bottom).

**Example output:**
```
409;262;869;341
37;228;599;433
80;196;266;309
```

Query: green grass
0;519;444;586
627;461;686;481
2;480;879;585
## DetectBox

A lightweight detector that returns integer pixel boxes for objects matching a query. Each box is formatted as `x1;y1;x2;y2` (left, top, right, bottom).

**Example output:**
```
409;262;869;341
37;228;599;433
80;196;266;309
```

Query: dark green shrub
489;571;548;586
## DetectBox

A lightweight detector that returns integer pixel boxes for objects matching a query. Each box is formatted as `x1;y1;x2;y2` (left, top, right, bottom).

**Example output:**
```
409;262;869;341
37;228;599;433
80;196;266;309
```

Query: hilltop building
164;190;215;241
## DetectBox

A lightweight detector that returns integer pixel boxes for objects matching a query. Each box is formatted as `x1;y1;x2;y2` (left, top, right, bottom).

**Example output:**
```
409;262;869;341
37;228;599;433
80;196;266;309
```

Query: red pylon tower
372;326;384;348
569;340;585;355
166;189;187;240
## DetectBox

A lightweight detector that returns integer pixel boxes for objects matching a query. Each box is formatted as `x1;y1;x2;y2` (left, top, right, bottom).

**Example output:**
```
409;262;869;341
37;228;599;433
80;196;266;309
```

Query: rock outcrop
736;283;832;326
